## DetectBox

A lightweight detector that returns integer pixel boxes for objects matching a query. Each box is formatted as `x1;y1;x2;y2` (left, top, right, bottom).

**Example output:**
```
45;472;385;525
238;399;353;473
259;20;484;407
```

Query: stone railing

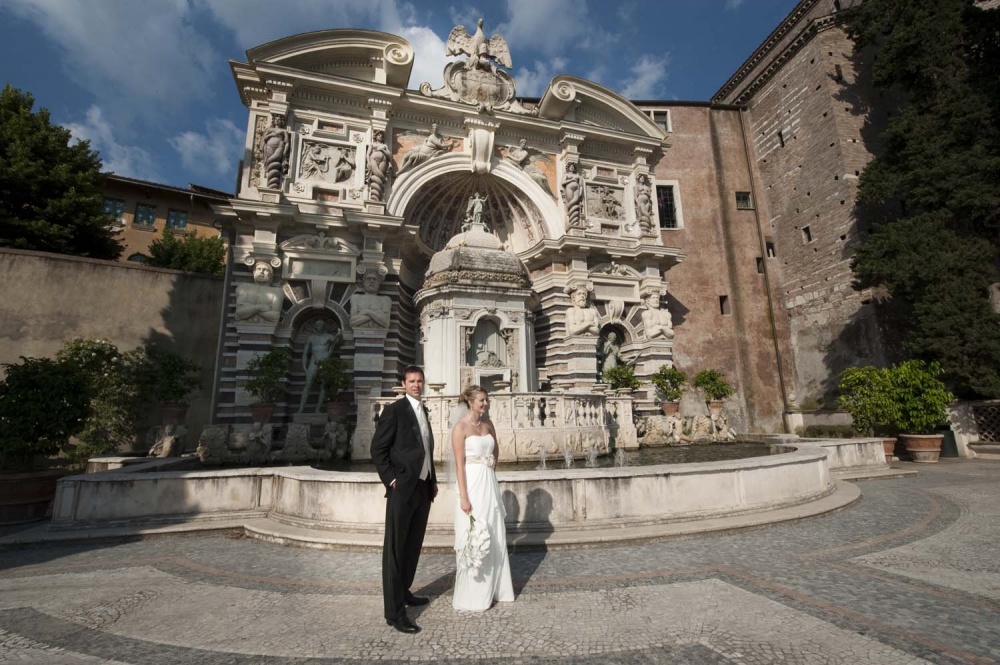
353;391;637;462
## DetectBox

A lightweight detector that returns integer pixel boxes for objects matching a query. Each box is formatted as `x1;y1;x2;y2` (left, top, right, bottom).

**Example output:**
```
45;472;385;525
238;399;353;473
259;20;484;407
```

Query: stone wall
0;248;225;447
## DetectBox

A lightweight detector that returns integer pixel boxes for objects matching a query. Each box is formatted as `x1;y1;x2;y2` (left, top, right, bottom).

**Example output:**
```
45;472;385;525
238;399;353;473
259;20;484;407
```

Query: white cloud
5;0;219;113
66;106;161;181
398;25;450;89
725;0;745;10
515;57;567;97
497;0;591;57
169;118;245;177
448;4;482;29
619;54;671;100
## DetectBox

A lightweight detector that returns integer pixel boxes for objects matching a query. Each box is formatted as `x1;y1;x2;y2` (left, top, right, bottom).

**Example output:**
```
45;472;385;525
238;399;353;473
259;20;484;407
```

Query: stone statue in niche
634;174;654;234
260;114;290;189
465;192;488;228
561;162;584;228
235;261;284;323
350;269;391;329
565;284;599;336
399;124;457;173
505;139;552;194
365;130;393;201
474;342;503;367
298;319;342;413
641;289;674;340
599;330;636;378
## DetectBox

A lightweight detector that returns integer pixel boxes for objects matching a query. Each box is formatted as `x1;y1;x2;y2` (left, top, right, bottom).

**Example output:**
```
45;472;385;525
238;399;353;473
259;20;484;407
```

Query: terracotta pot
660;401;680;416
326;401;350;420
881;438;897;464
900;433;943;463
708;400;724;416
159;402;189;425
0;469;68;525
249;403;275;424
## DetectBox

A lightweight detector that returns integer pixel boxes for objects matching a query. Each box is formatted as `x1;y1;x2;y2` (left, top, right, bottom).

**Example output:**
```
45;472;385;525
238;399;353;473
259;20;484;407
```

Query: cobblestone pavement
0;460;998;664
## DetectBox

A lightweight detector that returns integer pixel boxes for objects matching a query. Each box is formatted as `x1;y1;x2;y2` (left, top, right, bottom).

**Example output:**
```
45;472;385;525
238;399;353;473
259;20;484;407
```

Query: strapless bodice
464;434;495;458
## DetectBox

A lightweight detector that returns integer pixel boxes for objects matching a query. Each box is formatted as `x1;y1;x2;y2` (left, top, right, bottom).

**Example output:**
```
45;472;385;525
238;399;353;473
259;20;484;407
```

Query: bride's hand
460;496;472;514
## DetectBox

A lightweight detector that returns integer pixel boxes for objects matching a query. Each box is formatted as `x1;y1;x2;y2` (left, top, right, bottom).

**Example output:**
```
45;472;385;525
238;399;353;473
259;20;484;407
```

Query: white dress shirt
405;395;432;480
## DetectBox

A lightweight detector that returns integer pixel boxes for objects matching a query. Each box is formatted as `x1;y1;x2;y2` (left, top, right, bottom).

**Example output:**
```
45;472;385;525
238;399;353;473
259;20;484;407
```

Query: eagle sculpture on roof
446;18;512;71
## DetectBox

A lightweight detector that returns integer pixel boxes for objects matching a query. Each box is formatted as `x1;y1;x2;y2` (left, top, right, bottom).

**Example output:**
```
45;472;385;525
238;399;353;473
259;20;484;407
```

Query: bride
449;385;515;611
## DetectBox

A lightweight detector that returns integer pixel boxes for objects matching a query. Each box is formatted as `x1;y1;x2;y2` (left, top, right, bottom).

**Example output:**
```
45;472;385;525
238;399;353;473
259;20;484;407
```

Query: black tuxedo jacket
370;397;437;500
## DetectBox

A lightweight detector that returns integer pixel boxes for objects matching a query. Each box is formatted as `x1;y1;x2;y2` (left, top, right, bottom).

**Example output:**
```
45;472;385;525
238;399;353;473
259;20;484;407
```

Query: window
719;295;731;315
735;192;753;210
656;185;677;229
755;257;764;274
103;198;125;222
766;240;776;257
834;64;844;82
801;226;813;243
127;253;149;264
650;110;670;132
166;209;188;230
778;130;786;148
134;203;157;227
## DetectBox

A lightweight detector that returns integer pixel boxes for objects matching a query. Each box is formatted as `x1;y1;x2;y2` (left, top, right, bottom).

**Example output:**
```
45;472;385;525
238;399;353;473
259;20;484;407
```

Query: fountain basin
50;446;835;542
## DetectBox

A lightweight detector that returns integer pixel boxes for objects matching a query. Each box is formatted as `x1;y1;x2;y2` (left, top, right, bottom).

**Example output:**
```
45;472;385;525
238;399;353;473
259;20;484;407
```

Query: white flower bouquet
457;514;490;575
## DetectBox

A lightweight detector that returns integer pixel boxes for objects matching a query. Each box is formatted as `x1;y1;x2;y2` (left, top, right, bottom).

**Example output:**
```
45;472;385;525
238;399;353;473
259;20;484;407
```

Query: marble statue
446;17;512;72
235;262;284;323
299;142;330;180
474;342;503;367
506;139;551;194
634;174;654;234
324;419;351;460
599;331;636;377
147;423;186;457
365;130;392;201
399;124;456;173
350;270;391;329
241;422;273;465
641;290;674;340
276;423;315;463
196;426;230;465
466;192;488;227
565;284;599;336
298;319;341;413
260;115;290;189
561;162;584;229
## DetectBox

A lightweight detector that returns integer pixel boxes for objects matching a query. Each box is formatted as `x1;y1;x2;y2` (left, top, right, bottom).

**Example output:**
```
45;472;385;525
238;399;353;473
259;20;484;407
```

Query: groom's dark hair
401;365;424;380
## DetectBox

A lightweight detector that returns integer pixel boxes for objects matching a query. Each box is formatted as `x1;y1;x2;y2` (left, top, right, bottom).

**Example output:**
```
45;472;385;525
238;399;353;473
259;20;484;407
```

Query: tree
146;228;226;275
845;0;1000;398
0;85;123;259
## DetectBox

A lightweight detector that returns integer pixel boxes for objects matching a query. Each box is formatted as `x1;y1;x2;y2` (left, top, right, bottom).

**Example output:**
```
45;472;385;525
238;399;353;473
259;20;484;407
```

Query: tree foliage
146;228;226;275
0;85;123;259
845;0;1000;398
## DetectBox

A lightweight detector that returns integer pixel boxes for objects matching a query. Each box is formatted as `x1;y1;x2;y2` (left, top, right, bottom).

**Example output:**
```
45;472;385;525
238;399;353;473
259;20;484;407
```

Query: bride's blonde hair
458;385;487;408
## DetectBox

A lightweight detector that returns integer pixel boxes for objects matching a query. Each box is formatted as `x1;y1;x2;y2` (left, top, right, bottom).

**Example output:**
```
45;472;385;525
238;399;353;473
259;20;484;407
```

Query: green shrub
603;365;641;391
316;355;351;398
245;348;292;403
797;424;857;439
146;347;200;403
693;369;733;401
837;365;898;437
890;360;953;434
0;357;90;469
650;365;686;402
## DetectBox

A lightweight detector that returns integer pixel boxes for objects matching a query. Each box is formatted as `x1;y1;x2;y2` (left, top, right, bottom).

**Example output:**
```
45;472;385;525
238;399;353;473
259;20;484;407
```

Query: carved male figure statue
565;285;599;336
260;115;290;189
599;331;637;378
148;423;186;457
298;319;341;413
350;270;392;329
634;174;654;234
561;162;584;228
235;262;284;323
399;123;455;173
366;130;393;201
641;290;674;340
506;139;551;194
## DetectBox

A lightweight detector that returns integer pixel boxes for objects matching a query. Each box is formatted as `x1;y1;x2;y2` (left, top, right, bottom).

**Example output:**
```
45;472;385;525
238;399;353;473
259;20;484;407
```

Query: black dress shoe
405;593;430;606
386;614;421;634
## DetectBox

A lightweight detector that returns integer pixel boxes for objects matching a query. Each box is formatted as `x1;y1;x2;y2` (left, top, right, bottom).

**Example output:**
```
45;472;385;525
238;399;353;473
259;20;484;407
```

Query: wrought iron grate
972;403;1000;442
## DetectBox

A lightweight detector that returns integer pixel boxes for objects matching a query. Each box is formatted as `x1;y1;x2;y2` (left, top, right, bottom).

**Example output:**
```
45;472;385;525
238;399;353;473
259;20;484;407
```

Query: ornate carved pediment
280;233;360;255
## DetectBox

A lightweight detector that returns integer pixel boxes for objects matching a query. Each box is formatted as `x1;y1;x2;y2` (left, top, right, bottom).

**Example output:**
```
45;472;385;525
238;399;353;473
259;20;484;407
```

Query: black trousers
382;478;431;621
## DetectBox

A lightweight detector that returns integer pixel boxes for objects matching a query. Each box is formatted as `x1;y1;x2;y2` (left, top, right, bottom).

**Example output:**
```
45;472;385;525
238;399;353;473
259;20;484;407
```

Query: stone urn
660;401;680;416
707;400;725;417
881;437;897;464
900;433;942;463
250;403;276;424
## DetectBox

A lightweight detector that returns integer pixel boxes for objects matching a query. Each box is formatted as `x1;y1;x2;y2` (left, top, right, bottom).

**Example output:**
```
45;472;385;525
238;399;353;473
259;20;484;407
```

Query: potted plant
244;348;292;423
147;347;200;425
603;365;641;393
650;365;687;416
315;354;352;419
0;357;90;524
693;369;733;415
889;360;952;463
837;365;898;462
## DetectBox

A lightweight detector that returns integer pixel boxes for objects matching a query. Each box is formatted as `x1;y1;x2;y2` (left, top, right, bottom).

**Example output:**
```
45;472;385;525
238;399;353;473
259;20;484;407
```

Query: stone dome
423;222;530;289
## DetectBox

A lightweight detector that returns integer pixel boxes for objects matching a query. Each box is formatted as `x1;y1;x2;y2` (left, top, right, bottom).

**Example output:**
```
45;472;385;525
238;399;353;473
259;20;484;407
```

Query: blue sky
0;0;798;193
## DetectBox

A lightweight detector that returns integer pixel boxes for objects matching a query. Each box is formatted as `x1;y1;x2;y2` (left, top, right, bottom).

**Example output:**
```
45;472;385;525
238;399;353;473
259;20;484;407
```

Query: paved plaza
0;459;997;664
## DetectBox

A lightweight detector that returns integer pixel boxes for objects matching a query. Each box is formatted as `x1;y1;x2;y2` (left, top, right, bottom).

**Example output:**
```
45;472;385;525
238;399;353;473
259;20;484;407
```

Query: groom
371;365;438;634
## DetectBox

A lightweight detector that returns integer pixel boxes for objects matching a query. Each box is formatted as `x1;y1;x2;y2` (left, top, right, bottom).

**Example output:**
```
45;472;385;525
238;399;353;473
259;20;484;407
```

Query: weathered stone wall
0;248;225;446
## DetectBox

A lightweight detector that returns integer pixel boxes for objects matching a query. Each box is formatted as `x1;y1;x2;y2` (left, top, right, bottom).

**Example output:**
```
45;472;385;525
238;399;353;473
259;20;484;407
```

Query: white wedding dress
453;433;515;611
